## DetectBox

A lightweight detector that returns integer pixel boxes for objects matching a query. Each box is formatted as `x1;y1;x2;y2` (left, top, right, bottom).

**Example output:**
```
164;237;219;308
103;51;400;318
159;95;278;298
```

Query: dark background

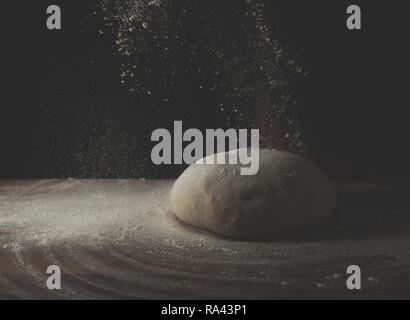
1;0;409;180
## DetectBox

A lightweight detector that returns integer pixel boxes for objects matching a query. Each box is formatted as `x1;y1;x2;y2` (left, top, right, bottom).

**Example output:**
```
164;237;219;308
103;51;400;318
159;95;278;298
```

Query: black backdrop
1;1;409;180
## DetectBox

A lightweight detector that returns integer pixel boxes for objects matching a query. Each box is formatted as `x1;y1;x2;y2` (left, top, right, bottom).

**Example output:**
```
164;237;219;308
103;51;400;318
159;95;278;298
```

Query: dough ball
170;148;337;239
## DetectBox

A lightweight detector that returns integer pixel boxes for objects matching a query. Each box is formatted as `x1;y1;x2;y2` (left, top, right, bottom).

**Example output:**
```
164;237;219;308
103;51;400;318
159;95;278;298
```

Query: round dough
170;148;337;239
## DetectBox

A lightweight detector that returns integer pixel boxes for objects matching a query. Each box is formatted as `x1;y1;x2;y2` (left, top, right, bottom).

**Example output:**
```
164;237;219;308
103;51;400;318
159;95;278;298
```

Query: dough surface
170;148;337;239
